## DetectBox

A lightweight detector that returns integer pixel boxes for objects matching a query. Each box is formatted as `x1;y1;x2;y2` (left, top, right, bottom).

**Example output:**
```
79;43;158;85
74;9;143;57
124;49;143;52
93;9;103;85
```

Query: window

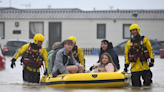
158;41;164;46
7;41;27;47
150;41;156;46
123;24;131;39
29;22;44;39
120;42;127;48
97;24;106;39
0;22;5;39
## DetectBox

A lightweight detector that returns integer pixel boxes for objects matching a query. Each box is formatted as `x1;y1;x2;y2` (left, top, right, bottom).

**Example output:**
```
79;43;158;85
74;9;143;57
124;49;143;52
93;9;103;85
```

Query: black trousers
23;66;40;83
131;70;152;87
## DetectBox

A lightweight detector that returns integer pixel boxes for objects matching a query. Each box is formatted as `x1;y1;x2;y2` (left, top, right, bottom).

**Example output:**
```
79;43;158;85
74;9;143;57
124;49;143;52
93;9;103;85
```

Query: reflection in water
0;56;164;92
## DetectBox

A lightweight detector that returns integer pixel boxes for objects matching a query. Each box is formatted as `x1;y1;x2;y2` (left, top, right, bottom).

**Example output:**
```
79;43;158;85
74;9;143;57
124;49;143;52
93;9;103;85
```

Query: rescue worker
10;33;48;83
68;36;85;70
122;24;154;87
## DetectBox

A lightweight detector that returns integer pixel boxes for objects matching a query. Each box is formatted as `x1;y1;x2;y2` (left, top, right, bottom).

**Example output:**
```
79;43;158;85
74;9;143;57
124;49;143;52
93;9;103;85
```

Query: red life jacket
128;36;150;62
22;43;43;68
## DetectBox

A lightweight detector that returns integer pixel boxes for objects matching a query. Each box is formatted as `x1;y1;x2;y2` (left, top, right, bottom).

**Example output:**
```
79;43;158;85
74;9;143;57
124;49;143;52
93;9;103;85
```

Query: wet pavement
0;55;164;92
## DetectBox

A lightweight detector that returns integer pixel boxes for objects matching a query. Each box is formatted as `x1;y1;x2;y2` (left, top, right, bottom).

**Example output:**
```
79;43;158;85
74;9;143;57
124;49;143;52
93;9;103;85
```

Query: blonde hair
52;42;61;50
100;52;117;72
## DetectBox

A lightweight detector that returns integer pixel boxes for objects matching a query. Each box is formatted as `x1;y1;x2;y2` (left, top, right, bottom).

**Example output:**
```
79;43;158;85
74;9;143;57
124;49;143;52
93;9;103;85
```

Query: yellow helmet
129;24;140;33
68;36;76;44
33;33;44;44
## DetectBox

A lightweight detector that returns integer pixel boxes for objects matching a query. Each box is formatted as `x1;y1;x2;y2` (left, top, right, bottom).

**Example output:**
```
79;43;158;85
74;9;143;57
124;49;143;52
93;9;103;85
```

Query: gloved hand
11;58;16;69
122;64;129;74
122;70;127;74
89;66;94;71
149;59;154;67
44;68;48;76
122;68;128;74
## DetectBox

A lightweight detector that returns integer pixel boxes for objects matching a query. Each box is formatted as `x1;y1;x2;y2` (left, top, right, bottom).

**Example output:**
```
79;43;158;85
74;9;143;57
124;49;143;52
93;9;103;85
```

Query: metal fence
82;48;100;55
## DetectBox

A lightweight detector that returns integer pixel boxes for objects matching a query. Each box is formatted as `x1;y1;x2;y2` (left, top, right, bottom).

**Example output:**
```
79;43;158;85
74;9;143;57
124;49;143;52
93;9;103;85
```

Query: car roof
149;39;164;42
8;39;28;42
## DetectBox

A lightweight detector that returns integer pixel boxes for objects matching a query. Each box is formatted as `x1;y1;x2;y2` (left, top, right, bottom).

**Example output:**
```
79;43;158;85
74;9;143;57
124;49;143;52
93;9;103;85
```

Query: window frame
97;24;106;39
123;24;132;39
29;22;44;39
0;22;5;39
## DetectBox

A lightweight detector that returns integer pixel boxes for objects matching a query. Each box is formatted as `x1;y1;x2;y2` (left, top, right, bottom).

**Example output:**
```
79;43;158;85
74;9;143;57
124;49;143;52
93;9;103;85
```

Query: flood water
0;55;164;92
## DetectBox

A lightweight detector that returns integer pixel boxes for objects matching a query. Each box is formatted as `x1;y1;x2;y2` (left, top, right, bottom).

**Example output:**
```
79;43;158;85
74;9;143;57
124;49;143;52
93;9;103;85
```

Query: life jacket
72;46;79;63
128;36;150;62
22;43;43;68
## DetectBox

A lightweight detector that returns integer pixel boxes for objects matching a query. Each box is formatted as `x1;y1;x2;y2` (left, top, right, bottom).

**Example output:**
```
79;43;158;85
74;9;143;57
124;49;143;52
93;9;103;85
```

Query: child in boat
94;52;117;72
52;39;84;77
47;42;61;74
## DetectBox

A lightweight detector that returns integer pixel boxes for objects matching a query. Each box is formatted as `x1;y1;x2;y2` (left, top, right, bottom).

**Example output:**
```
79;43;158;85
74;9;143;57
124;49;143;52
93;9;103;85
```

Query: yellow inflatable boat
40;72;130;88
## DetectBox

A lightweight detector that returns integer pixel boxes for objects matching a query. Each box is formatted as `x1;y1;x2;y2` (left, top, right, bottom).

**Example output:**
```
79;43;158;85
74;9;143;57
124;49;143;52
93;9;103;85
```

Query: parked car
113;41;128;55
0;44;5;70
0;44;3;54
3;39;28;56
114;39;164;55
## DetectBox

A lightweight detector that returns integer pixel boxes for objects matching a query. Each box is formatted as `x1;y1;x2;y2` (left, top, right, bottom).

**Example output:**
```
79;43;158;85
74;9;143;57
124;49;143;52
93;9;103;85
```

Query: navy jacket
98;41;120;69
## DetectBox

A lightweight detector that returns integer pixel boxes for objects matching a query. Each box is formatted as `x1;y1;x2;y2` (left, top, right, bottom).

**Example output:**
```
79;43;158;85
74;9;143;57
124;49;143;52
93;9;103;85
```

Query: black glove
44;68;48;76
124;64;129;72
149;59;154;67
122;64;129;74
11;58;16;69
89;66;94;71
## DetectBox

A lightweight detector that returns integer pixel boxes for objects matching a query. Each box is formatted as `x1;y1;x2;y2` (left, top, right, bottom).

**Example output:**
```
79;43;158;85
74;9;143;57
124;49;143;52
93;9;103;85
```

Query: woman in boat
94;52;117;72
98;40;120;69
89;40;120;71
